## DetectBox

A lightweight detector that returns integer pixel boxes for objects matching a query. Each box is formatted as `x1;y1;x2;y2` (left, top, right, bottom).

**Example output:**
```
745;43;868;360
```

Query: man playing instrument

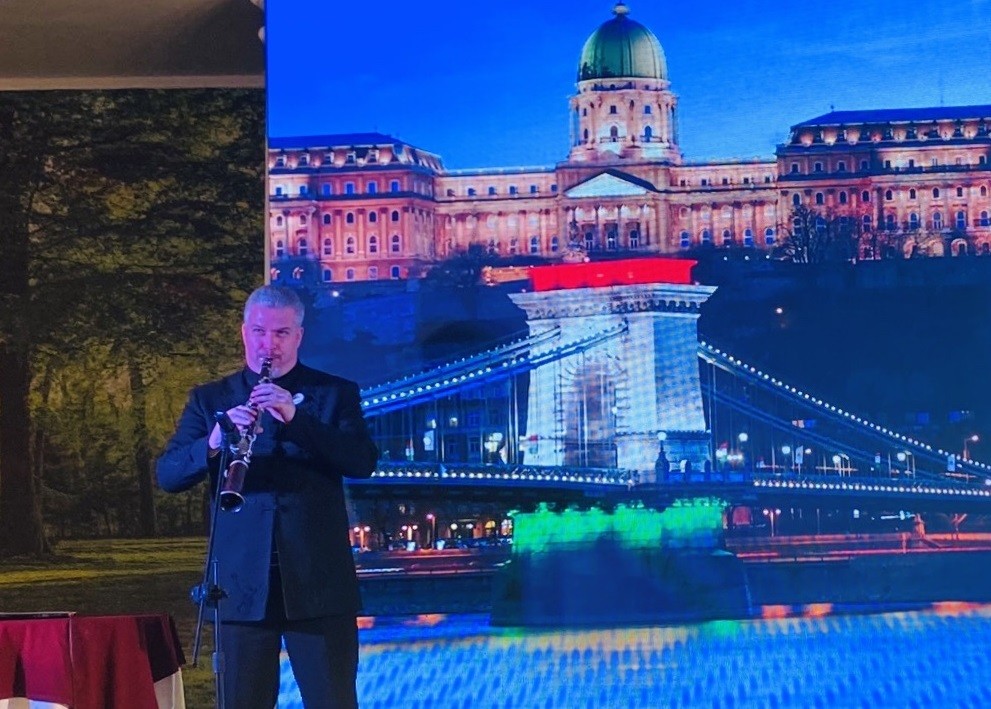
157;285;378;708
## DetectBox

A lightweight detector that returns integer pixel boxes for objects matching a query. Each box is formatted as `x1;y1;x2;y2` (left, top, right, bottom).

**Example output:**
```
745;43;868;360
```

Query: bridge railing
699;341;991;485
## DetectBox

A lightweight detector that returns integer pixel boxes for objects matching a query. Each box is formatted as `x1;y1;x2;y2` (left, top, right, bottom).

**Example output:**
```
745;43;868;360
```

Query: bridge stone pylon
510;282;716;483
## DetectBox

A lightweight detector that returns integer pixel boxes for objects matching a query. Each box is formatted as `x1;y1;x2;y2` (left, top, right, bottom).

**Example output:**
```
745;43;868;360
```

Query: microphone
214;411;239;442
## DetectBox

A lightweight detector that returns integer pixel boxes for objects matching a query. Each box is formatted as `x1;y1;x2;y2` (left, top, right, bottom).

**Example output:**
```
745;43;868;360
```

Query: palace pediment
564;170;658;199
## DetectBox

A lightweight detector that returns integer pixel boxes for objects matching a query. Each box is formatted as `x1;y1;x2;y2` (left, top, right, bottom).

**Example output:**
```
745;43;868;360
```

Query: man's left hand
249;382;297;423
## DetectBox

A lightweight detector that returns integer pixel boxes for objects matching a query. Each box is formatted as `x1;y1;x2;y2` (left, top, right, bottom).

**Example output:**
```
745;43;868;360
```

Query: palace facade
267;3;991;283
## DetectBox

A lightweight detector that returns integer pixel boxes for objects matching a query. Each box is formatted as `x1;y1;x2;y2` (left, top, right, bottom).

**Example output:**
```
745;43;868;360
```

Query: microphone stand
190;414;238;709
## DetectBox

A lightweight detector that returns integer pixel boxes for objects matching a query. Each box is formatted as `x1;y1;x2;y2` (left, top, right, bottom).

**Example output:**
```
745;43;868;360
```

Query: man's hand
249;382;297;423
208;405;260;451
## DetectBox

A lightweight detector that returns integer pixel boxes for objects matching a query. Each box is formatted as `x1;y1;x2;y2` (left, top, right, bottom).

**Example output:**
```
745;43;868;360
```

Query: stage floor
278;605;991;708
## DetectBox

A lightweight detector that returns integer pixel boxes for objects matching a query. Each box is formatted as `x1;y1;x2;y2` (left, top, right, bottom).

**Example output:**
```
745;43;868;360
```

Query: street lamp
780;445;792;473
426;513;436;547
963;435;979;461
896;451;915;477
763;508;781;537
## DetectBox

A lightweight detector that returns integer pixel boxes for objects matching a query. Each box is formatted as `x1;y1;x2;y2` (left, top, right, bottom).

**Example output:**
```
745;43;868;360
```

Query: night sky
267;0;991;168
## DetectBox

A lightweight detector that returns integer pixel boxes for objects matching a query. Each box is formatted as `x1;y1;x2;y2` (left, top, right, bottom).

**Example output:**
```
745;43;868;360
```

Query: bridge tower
510;260;715;483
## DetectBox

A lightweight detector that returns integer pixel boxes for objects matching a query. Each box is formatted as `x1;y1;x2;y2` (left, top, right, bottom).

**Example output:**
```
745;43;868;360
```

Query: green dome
578;3;667;82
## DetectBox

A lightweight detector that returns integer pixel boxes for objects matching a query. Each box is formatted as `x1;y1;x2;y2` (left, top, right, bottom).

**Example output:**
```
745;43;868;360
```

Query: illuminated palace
267;3;991;283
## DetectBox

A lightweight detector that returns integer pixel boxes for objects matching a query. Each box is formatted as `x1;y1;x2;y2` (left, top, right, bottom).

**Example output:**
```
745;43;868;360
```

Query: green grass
0;537;216;708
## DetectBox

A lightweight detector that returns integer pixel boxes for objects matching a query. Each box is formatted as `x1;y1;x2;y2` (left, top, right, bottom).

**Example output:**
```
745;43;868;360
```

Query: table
0;613;185;709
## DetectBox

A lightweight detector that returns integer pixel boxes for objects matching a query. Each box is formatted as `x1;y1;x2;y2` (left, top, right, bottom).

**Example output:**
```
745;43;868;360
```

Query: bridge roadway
347;463;991;512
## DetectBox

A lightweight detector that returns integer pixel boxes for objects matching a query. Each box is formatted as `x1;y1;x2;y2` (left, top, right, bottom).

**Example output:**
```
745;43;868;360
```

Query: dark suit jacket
156;363;378;621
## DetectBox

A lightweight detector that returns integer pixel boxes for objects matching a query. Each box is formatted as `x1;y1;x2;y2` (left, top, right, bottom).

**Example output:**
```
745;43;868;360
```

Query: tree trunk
128;360;158;537
0;101;48;557
0;345;48;556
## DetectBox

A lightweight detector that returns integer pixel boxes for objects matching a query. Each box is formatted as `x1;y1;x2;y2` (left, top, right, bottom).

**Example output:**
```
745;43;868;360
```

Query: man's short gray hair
244;285;305;326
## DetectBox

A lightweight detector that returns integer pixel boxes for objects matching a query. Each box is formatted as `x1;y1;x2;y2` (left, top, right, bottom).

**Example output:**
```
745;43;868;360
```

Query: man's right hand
208;405;260;451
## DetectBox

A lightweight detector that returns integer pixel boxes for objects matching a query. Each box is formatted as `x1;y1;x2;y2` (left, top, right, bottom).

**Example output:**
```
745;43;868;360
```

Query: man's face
241;305;303;376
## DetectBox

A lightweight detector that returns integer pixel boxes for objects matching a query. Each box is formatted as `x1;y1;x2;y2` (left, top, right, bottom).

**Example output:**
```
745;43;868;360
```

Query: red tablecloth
0;613;184;709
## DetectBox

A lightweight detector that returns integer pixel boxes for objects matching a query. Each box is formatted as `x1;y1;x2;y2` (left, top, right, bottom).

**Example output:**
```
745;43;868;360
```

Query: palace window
275;240;284;258
322;268;332;283
610;126;619;140
909;189;916;200
346;212;354;224
530;236;540;254
391;234;401;252
509;238;519;254
488;186;497;195
346;237;355;254
957;187;964;197
369;236;379;253
860;160;869;171
368;212;377;224
839;191;848;204
790;163;800;174
792;194;801;206
368;266;378;280
322;184;332;196
298;238;308;256
467;187;476;197
909;213;920;230
765;175;773;183
933;212;943;230
701;229;712;244
583;129;589;141
933;188;940;199
722;229;732;246
391;210;400;222
884;160;891;169
321;214;330;226
584;232;594;250
908;159;915;168
275;186;284;196
815;192;824;205
814;162;823;173
837;161;846;172
299;215;308;226
551;185;558;193
981;211;990;227
885;214;895;230
509;185;518;195
764;227;775;245
530;185;538;194
323;238;333;255
722;178;729;186
391;266;401;279
629;229;639;248
275;216;284;227
957;211;967;230
885;190;893;201
550;236;559;252
680;231;691;249
862;191;870;202
346;268;355;281
391;180;400;192
644;105;652;115
275;156;285;167
862;215;872;230
298;155;308;166
644;125;653;141
345;182;355;195
700;179;708;186
982;186;988;197
609;105;618;114
367;182;378;194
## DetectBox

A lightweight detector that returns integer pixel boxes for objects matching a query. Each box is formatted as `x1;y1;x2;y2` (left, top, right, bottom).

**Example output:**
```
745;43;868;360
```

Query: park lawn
0;537;215;708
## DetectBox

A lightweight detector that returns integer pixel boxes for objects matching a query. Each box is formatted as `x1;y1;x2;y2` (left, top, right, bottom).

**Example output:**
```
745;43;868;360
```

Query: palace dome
577;3;667;82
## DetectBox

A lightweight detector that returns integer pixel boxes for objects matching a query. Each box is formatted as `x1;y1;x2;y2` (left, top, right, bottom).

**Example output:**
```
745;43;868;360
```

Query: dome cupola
577;3;667;82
